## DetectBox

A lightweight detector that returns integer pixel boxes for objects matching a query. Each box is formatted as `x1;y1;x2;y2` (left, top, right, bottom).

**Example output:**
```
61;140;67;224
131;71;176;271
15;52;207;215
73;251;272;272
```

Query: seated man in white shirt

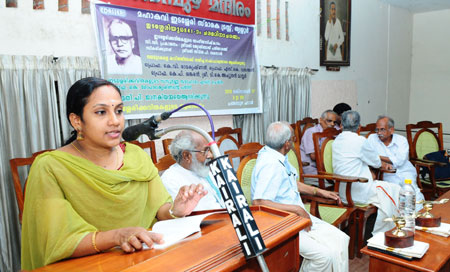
161;131;224;211
367;115;424;211
252;121;349;272
332;111;401;234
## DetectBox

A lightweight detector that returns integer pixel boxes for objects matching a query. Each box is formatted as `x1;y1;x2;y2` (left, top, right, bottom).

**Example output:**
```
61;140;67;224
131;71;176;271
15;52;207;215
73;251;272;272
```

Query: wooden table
34;206;310;272
361;190;450;272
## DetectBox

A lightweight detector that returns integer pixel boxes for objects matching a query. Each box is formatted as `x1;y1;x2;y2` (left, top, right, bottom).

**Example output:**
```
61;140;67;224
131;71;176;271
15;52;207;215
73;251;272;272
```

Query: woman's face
78;85;124;148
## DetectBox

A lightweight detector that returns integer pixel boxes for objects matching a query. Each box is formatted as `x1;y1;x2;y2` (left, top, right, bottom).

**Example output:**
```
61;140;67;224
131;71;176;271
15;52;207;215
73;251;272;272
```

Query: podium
33;206;310;272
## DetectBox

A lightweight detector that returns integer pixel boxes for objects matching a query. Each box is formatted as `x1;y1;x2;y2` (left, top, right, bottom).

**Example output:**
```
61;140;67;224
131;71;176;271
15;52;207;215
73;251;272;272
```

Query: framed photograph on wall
320;0;351;67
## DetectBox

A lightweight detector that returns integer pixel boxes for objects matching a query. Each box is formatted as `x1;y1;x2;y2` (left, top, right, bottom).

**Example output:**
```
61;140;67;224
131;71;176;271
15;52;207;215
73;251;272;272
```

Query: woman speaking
21;77;207;270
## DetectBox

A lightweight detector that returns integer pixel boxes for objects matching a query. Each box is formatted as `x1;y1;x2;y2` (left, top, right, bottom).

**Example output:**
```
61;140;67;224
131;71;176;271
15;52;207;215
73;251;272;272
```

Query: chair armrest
379;168;396;174
410;158;446;167
301;193;338;205
304;172;368;183
301;193;339;219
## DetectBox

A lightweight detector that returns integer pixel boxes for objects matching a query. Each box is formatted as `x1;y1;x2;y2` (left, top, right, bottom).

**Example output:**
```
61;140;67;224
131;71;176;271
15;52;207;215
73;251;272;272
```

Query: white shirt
367;134;425;207
367;134;417;186
106;54;143;75
161;163;224;211
324;18;344;61
252;146;320;224
332;131;381;203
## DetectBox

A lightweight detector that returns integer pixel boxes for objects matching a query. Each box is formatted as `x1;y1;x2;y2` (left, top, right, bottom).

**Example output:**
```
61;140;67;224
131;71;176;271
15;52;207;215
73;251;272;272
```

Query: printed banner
92;1;261;119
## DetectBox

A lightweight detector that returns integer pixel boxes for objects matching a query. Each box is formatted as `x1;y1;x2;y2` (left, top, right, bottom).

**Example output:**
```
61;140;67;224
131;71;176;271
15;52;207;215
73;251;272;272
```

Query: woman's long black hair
64;77;121;145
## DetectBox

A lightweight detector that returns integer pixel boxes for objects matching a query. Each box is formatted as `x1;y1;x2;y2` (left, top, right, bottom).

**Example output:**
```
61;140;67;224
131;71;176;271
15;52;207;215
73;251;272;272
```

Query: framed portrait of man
320;0;351;67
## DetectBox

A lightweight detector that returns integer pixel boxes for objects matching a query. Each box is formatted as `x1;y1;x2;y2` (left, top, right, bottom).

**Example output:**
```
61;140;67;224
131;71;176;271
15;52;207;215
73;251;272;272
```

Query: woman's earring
76;128;84;141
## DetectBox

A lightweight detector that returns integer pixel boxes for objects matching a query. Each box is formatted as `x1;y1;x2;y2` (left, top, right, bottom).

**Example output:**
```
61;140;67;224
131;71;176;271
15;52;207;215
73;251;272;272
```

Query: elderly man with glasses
106;19;143;75
367;115;424;211
300;109;339;177
161;131;224;211
252;121;348;272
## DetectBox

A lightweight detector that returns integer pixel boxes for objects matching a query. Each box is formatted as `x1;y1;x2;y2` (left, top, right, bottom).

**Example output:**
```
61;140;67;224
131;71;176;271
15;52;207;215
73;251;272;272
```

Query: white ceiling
382;0;450;13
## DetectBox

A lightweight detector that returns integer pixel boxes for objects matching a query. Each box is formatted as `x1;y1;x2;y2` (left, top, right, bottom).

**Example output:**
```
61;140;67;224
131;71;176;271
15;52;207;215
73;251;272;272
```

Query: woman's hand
171;184;208;217
113;227;164;253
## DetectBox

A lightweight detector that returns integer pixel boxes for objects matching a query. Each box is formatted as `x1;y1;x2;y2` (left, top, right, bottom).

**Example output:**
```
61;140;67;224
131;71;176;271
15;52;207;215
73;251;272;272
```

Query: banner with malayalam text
92;1;261;119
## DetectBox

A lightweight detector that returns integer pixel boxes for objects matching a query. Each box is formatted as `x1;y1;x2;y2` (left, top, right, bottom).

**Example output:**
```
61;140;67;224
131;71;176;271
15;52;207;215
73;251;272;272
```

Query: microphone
122;111;171;141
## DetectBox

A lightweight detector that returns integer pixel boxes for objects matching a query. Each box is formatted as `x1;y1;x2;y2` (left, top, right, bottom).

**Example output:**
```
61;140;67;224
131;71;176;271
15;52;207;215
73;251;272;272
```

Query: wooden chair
311;127;373;258
209;127;243;170
128;140;157;163
290;123;301;154
357;123;376;138
155;154;176;172
285;140;354;259
10;149;53;222
236;154;259;204
235;144;354;241
406;121;450;198
224;142;264;168
162;138;173;155
296;117;319;142
312;128;342;189
209;127;243;147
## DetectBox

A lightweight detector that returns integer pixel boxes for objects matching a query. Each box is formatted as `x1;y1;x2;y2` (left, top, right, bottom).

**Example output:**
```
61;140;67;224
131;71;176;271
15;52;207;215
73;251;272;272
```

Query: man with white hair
252;121;349;272
106;19;142;74
161;131;224;211
300;109;338;175
332;111;401;234
367;115;424;211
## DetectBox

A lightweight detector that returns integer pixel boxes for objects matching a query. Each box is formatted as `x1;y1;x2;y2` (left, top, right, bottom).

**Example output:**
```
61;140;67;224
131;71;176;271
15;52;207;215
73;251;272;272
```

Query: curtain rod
263;65;318;74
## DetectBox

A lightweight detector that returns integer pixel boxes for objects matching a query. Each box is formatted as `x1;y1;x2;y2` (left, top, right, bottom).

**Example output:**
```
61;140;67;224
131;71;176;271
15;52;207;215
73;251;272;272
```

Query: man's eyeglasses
374;128;388;133
188;147;211;155
326;119;338;125
110;36;133;44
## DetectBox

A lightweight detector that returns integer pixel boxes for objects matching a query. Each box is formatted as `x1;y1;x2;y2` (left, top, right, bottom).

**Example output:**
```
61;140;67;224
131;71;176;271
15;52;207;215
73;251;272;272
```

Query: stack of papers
144;212;220;250
367;232;429;259
416;222;450;237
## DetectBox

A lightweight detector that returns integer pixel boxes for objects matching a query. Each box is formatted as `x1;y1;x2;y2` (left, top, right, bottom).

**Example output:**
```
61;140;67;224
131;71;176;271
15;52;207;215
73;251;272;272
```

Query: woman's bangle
92;231;101;253
169;203;181;219
313;188;318;196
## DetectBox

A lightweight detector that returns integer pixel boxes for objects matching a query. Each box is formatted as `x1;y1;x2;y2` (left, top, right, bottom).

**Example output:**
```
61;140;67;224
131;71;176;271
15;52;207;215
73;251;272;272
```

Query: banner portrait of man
104;18;143;75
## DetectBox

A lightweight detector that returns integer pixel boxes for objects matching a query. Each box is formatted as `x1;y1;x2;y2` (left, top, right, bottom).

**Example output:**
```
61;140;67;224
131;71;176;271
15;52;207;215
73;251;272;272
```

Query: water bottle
398;179;416;233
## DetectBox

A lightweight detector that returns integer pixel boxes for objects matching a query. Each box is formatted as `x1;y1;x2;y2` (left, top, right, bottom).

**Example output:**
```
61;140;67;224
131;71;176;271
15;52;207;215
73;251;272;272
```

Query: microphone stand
154;124;269;272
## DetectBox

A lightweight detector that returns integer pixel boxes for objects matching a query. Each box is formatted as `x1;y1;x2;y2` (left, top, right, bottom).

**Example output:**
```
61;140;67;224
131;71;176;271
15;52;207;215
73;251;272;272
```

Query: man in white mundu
332;111;401;234
324;1;345;61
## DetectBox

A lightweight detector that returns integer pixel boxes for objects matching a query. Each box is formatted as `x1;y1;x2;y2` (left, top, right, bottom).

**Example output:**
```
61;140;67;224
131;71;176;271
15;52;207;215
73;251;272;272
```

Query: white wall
0;0;415;135
387;6;413;128
0;1;97;57
258;1;413;127
410;9;450;144
0;0;232;154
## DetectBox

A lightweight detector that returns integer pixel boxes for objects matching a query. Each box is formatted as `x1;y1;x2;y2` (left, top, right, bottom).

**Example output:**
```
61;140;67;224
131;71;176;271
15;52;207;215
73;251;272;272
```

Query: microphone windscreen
122;122;148;141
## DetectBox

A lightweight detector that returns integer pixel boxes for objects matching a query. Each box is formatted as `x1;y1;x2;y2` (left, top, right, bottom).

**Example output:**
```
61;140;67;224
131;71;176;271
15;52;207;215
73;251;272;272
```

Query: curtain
53;57;101;143
233;66;311;144
0;55;99;272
